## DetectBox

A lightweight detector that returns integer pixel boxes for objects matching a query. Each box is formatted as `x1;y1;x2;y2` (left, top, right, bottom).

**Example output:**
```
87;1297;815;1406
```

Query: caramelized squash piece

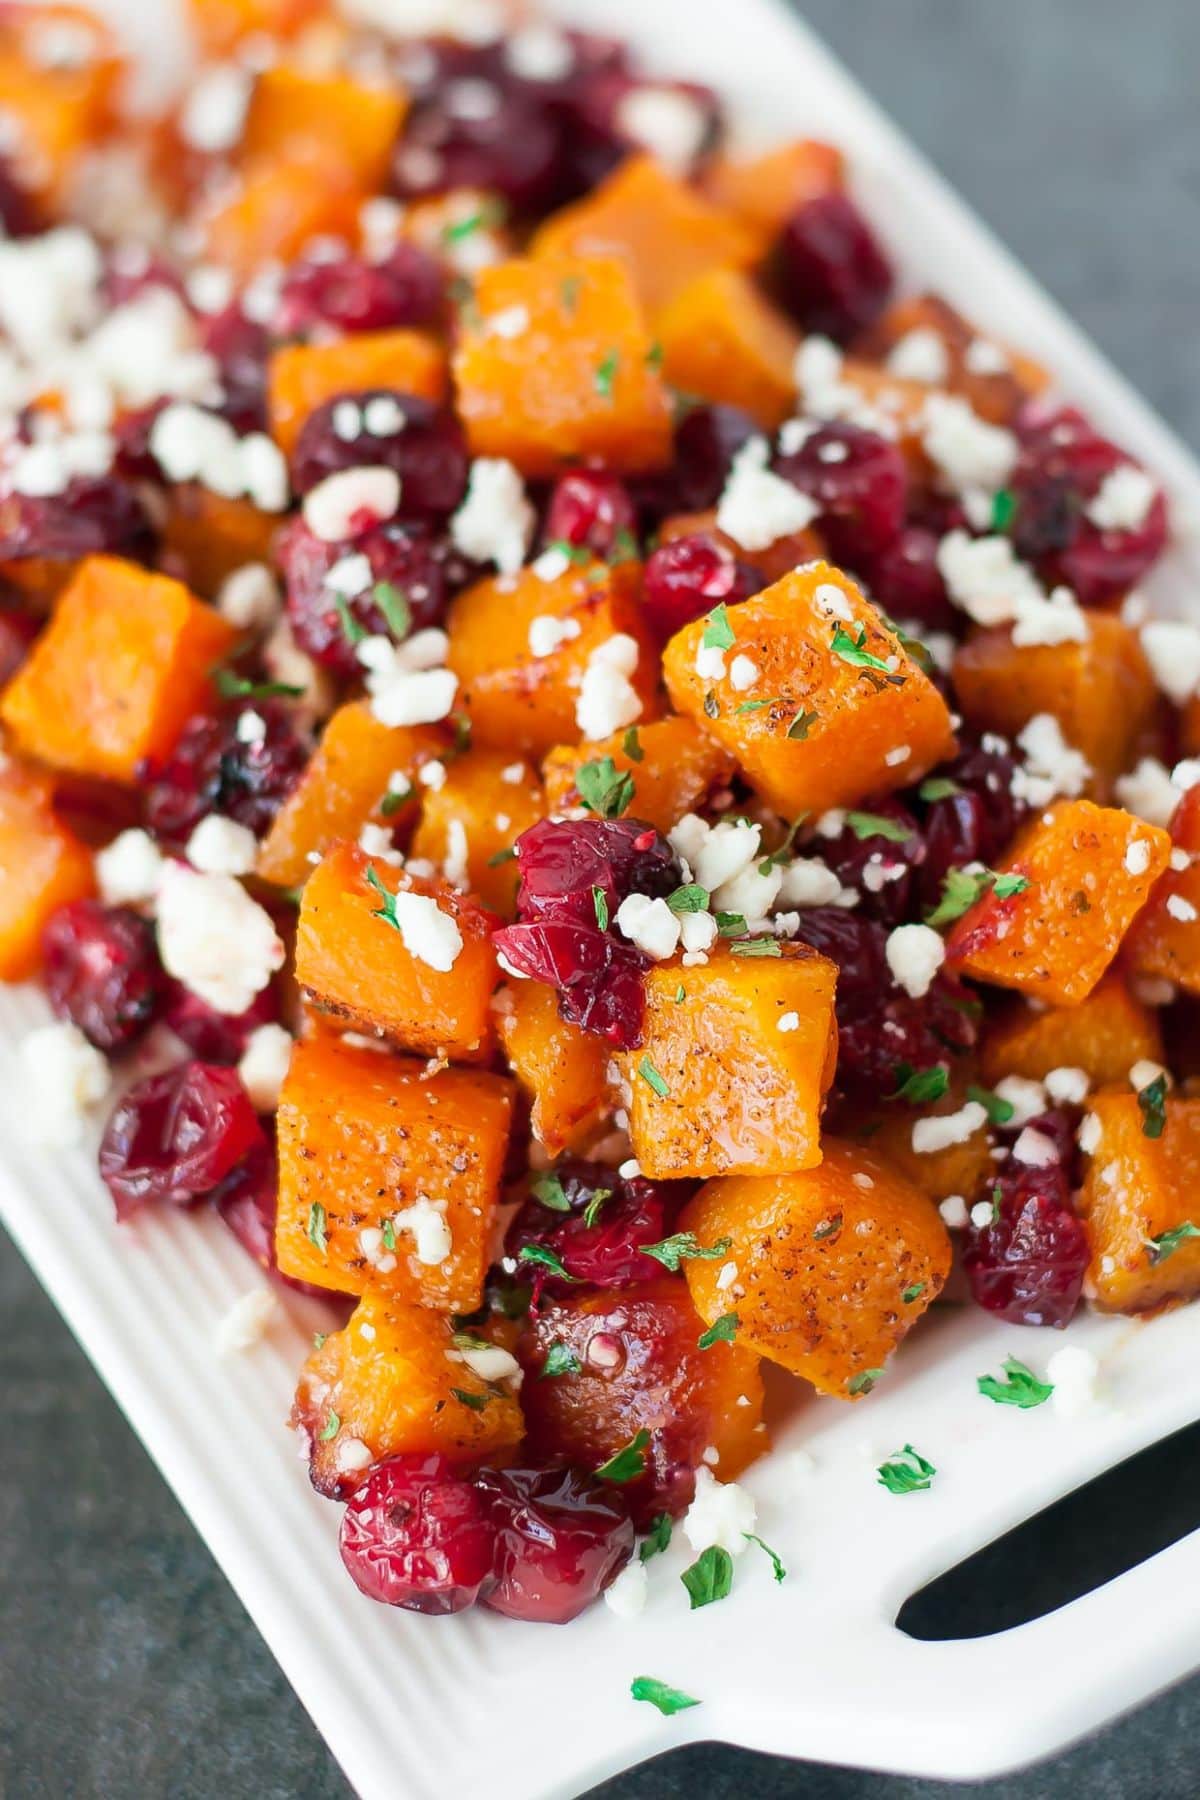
946;799;1171;1006
295;842;498;1059
1078;1091;1200;1313
0;556;235;783
275;1031;513;1307
410;746;544;915
980;972;1164;1089
189;0;326;56
268;329;447;456
453;254;672;475
620;941;838;1180
162;486;279;600
656;268;800;430
663;560;956;817
852;1076;992;1206
541;716;735;836
496;979;611;1155
0;4;121;202
703;137;844;243
680;1140;952;1397
862;294;1049;426
202;154;362;278
0;762;94;979
240;65;405;190
291;1289;523;1496
1124;786;1200;996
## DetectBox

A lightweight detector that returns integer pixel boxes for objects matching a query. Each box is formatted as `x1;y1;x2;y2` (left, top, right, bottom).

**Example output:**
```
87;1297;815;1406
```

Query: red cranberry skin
865;525;956;632
287;390;468;521
0;475;156;574
494;919;649;1048
963;1120;1088;1328
42;900;163;1053
916;739;1032;911
99;1061;267;1220
195;304;271;435
213;1145;339;1299
141;701;309;844
815;798;923;927
0;155;42;237
163;979;281;1064
506;1160;692;1298
392;83;560;211
274;242;444;339
513;816;681;930
631;403;756;524
556;69;719;197
0;606;39;686
543;470;637;559
641;532;763;642
276;516;454;677
477;1465;634;1624
776;192;893;343
774;422;907;564
339;1454;496;1615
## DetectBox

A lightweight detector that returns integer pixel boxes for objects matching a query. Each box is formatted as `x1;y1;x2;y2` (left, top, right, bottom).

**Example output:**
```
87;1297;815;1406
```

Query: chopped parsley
540;1342;583;1379
594;349;620;398
640;1231;732;1273
592;883;609;930
214;669;303;700
889;1063;950;1105
730;937;782;957
919;776;962;802
902;1281;927;1305
667;883;710;913
645;340;664;372
1137;1073;1168;1140
517;1243;578;1281
681;1544;733;1610
451;1387;489;1411
703;688;719;719
380;1218;396;1252
306;1201;328;1255
811;1213;842;1241
845;810;912;843
318;1411;340;1441
637;1057;670;1098
966;1083;1016;1126
991;488;1017;532
630;1676;700;1716
743;1533;787;1583
364;864;402;931
333;593;367;646
559;274;581;314
737;696;776;714
787;708;820;740
595;1427;651;1483
380;782;411;817
372;581;412;640
848;1367;884;1396
977;1356;1054;1409
442;198;505;244
715;911;747;936
576;755;636;818
758;812;809;874
530;1171;571;1212
582;1187;612;1228
697;1312;739;1350
640;1514;673;1562
1145;1220;1200;1264
622;725;644;762
876;1445;936;1494
924;865;1029;929
702;602;735;651
830;623;898;677
487;845;516;866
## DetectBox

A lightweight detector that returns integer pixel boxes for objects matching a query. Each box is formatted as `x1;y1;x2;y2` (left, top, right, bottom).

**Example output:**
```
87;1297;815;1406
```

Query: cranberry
276;516;454;677
164;979;281;1064
916;738;1031;910
0;475;156;574
477;1466;634;1623
99;1061;266;1220
213;1144;336;1299
339;1454;495;1614
865;525;956;632
776;192;893;342
195;304;270;435
288;390;468;522
641;532;763;642
494;919;649;1048
0;606;39;685
41;900;163;1054
632;403;756;523
815;799;922;926
102;249;185;310
141;700;308;843
507;1160;692;1297
0;155;41;237
274;241;444;339
512;816;681;929
963;1116;1088;1327
557;70;719;196
774;421;906;563
543;470;636;559
392;84;560;211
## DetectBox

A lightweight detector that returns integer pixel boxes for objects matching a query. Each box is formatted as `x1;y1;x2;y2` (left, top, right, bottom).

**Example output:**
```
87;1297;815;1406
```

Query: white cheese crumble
528;613;582;658
302;466;400;541
886;327;949;386
685;816;761;892
938;1194;969;1229
777;857;851;909
1115;757;1181;829
1140;620;1200;706
969;1199;995;1229
148;402;286;511
1046;1345;1102;1418
575;633;643;740
922;394;1017;496
450;457;534;574
1045;1066;1089;1105
1124;838;1152;876
885;923;945;999
1012;713;1091;807
185;814;258;878
156;863;284;1015
1077;1112;1102;1156
451;1342;520;1384
356;629;458;728
96;828;164;907
935;529;1046;627
1086;465;1157;533
505;23;574;80
615;893;681;961
237;1023;294;1113
716;434;819;551
615;85;708;172
729;654;759;692
777;1011;800;1033
711;859;782;923
387;891;463;971
392;1195;453;1265
216;561;281;632
912;1101;988;1155
1010;586;1089;647
213;1287;277;1355
21;1021;111;1143
1012;1126;1059;1167
604;1558;648;1618
1167;893;1198;922
682;1467;757;1556
179;62;252;152
679;910;718;955
992;1076;1048;1126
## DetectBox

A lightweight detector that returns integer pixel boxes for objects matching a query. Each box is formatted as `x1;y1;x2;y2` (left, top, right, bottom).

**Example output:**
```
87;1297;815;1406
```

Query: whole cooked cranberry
276;516;454;677
815;799;922;926
477;1465;634;1623
963;1119;1088;1327
392;82;560;210
213;1144;337;1298
507;1159;692;1297
631;403;756;523
42;900;163;1053
288;390;468;520
494;919;649;1047
99;1060;266;1219
196;303;270;435
0;474;156;573
141;700;308;843
865;525;956;632
641;532;763;642
543;470;636;559
558;69;719;195
512;816;681;929
164;979;281;1064
917;738;1031;909
0;605;38;685
776;192;893;342
774;421;906;563
0;155;41;237
274;242;444;339
339;1454;495;1614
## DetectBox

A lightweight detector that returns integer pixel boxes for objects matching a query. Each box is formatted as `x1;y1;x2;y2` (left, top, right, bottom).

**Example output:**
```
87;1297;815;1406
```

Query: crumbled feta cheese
679;910;718;955
452;1342;521;1384
682;1467;756;1556
335;1438;374;1475
356;630;458;728
237;1023;294;1113
1124;838;1152;876
358;822;403;866
615;892;681;960
969;1199;995;1229
690;817;760;892
1010;586;1089;647
716;1260;739;1290
604;1557;648;1618
1140;620;1200;706
1086;464;1157;533
21;1020;111;1143
216;561;281;632
912;1101;988;1154
156;863;284;1014
885;923;945;998
1046;1345;1102;1417
302;465;400;541
1175;758;1200;792
728;653;759;692
716;435;819;551
1130;1058;1168;1093
1115;756;1181;829
711;859;782;923
886;326;949;386
505;22;574;80
1013;1125;1059;1167
813;581;854;621
213;1287;277;1355
96;828;163;907
694;642;728;681
392;1196;453;1265
531;544;571;581
1045;1066;1089;1106
387;890;463;971
575;633;643;739
936;530;1045;626
325;552;373;598
450;457;534;574
939;1193;969;1229
179;62;251;152
615;84;708;172
528;613;582;658
1012;713;1091;807
777;1011;800;1033
993;1075;1048;1126
150;402;287;511
963;337;1010;375
777;857;847;908
1167;893;1198;922
185;814;258;877
922;393;1017;495
1077;1112;1102;1155
362;394;408;437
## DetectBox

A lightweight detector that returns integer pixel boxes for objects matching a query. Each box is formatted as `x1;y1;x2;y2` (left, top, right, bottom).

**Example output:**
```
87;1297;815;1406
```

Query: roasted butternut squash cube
533;156;759;317
162;486;279;599
241;66;405;190
295;842;498;1058
275;1031;513;1307
851;1077;992;1205
446;557;658;758
952;614;1156;797
946;800;1171;1006
453;254;672;475
541;715;735;836
291;1289;523;1496
980;972;1164;1089
0;762;94;979
268;328;447;456
202;154;362;278
410;746;543;915
1078;1092;1200;1313
662;560;956;818
861;294;1048;426
189;0;326;55
0;4;121;201
680;1140;952;1397
657;268;800;430
620;941;838;1180
703;137;844;244
0;556;235;784
257;703;448;890
1124;786;1200;996
496;979;612;1155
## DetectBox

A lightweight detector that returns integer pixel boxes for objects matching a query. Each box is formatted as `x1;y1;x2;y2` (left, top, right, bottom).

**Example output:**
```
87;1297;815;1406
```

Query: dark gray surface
3;2;1200;1796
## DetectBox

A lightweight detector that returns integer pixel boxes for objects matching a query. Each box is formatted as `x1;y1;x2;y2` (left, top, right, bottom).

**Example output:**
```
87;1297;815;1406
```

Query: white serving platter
5;1;1200;1795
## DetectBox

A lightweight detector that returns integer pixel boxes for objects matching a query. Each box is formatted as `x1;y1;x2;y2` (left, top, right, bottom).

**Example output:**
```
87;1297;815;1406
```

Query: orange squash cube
452;254;672;476
0;5;121;201
0;762;94;980
291;1289;523;1496
703;137;844;244
656;268;801;430
201;154;362;279
850;1078;993;1206
980;972;1164;1089
268;329;447;456
161;486;279;600
240;66;405;190
1124;786;1200;995
409;747;543;916
679;1140;952;1398
275;1031;513;1307
295;842;499;1058
946;799;1172;1006
862;294;1048;426
620;941;838;1180
541;715;735;837
0;556;235;784
1078;1091;1200;1313
189;0;327;56
446;557;658;759
496;979;612;1156
533;156;759;317
662;561;956;818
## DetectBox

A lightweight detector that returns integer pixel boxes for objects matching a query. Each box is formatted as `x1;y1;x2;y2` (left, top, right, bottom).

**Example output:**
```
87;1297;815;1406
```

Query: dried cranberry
42;900;163;1054
865;525;956;632
776;192;893;342
99;1061;266;1219
288;390;468;520
774;421;906;563
274;242;444;339
556;69;719;196
641;532;763;642
196;304;270;435
213;1144;337;1299
276;516;454;677
0;475;156;574
916;738;1031;910
0;155;41;237
631;403;756;523
512;816;681;929
164;979;281;1064
141;700;308;843
542;470;636;559
495;919;649;1048
102;249;185;310
507;1159;692;1297
392;82;560;211
339;1454;496;1614
0;605;39;685
477;1465;634;1623
815;799;922;926
963;1117;1087;1327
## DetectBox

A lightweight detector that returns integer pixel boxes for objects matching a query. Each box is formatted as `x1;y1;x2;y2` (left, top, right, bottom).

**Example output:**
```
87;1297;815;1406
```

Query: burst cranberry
141;700;308;843
99;1060;266;1219
513;816;681;928
865;525;956;632
558;69;719;195
392;83;560;211
163;979;281;1064
276;516;454;677
196;303;270;434
340;1454;496;1614
0;475;156;574
543;470;637;558
41;900;163;1053
917;738;1031;909
507;1160;691;1297
641;532;763;642
494;919;649;1048
963;1121;1088;1327
776;192;893;342
774;421;906;563
274;241;444;338
288;390;468;520
632;403;756;523
477;1465;634;1624
815;799;922;926
213;1144;337;1299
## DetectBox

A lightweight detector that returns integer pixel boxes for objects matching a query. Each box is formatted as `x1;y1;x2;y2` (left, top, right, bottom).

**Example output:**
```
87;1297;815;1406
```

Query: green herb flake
487;845;516;866
442;198;505;245
889;1062;950;1105
372;581;412;640
451;1387;489;1411
333;593;367;646
542;537;592;566
830;623;897;676
637;1057;670;1099
596;1427;651;1484
673;983;686;1004
306;1200;328;1255
592;883;609;931
364;864;403;932
919;776;963;802
680;1543;733;1610
517;1243;579;1281
318;1410;340;1441
743;1533;787;1583
845;810;912;843
736;696;777;714
787;708;820;740
702;602;735;651
876;1444;937;1495
630;1676;700;1716
609;526;640;565
715;911;746;937
639;1514;673;1562
924;865;999;929
1145;1220;1200;1263
380;1217;396;1252
575;755;636;819
730;937;782;958
582;1187;613;1229
977;1356;1054;1409
697;1312;739;1350
540;1341;583;1379
1137;1072;1169;1140
530;1171;571;1213
622;725;644;762
811;1212;842;1241
991;488;1017;532
595;349;620;398
380;783;411;817
559;274;581;314
640;1231;732;1273
758;811;810;874
312;1332;327;1350
902;1281;926;1305
967;1083;1016;1126
993;873;1030;900
666;883;708;915
848;1367;885;1396
214;669;303;701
